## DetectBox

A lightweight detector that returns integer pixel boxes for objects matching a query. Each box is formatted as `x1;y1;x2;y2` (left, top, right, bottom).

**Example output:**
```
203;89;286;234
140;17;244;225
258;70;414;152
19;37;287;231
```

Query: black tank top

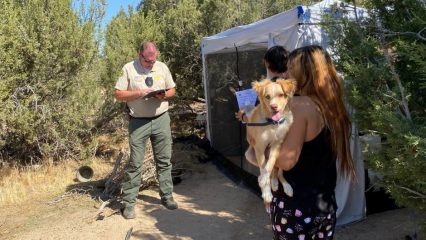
278;128;337;212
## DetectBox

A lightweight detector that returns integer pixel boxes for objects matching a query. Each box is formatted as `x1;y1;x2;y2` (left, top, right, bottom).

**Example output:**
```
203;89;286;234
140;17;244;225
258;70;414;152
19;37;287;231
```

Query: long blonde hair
288;45;355;178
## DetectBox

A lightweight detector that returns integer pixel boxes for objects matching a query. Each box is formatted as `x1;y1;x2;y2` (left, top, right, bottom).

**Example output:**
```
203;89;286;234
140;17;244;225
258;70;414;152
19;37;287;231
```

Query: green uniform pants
122;112;173;208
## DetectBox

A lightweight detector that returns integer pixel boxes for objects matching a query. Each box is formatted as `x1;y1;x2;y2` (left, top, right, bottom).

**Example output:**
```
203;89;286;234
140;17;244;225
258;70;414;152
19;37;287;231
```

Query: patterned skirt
269;194;336;240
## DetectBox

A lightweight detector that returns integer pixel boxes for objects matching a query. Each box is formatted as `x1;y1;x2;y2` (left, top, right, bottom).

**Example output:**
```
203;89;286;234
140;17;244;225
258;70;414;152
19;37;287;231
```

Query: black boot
161;197;178;210
122;206;136;219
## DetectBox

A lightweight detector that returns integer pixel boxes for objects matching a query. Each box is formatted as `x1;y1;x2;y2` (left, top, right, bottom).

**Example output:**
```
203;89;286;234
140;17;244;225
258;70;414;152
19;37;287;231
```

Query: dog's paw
262;191;273;203
258;174;270;188
282;183;294;197
271;177;279;191
264;202;271;214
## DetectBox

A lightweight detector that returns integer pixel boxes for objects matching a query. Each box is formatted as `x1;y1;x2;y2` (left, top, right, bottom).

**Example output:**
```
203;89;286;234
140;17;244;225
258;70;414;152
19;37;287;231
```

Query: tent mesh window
205;48;267;160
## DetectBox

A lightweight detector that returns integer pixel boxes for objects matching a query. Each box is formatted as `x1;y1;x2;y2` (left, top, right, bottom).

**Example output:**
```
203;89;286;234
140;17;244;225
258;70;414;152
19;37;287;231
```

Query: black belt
129;111;167;120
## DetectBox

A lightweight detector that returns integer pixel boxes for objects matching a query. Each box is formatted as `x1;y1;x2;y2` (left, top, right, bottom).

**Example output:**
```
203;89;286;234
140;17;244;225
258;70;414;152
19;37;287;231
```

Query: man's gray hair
139;41;157;52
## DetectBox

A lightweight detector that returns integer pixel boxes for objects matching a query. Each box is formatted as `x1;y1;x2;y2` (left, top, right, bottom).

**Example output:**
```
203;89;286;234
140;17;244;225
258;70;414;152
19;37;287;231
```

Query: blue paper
235;89;257;110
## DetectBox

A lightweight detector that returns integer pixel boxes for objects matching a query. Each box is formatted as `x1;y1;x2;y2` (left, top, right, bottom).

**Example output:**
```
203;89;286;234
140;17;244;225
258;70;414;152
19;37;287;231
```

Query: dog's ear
277;79;297;97
252;79;270;96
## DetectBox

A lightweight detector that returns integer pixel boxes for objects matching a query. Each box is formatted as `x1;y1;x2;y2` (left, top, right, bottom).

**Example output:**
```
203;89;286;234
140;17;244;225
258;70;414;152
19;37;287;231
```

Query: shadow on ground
130;162;271;240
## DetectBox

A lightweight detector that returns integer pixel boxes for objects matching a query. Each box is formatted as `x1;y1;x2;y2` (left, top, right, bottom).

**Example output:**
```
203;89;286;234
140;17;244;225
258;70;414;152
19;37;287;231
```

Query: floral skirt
270;195;336;240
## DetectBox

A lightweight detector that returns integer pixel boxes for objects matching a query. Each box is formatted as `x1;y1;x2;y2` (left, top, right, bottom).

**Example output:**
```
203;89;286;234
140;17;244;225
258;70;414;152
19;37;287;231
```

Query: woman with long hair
271;45;355;239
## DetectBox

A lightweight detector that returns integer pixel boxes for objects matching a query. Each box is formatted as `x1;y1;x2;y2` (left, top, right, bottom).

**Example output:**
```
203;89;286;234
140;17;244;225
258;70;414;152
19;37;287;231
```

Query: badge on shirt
153;73;161;81
145;76;153;87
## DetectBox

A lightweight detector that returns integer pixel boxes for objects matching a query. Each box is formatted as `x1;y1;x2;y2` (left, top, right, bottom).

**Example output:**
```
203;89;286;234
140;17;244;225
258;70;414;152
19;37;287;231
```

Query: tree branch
376;21;412;121
396;185;426;199
382;27;426;41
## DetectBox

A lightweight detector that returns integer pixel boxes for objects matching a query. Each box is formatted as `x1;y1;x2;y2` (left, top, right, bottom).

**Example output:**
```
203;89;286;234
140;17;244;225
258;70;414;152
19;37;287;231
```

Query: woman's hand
235;109;246;122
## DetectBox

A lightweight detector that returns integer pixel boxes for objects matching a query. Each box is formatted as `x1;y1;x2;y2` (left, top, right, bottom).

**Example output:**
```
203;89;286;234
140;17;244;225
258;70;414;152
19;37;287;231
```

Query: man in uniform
115;41;177;219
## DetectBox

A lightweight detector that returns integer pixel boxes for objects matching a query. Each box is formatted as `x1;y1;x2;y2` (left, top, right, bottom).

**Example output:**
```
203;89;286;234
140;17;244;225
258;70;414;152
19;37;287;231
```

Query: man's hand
115;88;153;102
140;88;153;98
155;89;167;100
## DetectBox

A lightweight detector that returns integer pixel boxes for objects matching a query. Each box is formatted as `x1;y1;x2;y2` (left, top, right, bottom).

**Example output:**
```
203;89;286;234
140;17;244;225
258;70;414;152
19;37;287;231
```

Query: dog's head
252;78;297;121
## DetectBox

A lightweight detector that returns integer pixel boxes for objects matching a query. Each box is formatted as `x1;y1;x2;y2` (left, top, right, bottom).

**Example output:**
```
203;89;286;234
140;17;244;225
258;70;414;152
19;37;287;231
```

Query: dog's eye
279;93;286;97
265;95;271;100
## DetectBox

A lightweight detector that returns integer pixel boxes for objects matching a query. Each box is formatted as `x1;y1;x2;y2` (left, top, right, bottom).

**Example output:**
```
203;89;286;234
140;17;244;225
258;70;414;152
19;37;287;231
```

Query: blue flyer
235;89;257;110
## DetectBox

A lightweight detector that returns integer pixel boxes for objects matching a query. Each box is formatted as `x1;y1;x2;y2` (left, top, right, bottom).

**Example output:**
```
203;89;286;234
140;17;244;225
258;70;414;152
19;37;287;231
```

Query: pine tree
327;0;426;231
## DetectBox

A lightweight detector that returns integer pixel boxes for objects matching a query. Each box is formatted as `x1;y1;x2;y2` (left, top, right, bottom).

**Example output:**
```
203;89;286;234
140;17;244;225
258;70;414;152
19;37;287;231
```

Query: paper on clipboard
143;89;166;99
235;88;257;110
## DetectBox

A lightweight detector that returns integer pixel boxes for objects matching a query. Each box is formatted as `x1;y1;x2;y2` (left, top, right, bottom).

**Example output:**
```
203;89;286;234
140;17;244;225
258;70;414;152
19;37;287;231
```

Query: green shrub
327;0;426;230
0;0;105;163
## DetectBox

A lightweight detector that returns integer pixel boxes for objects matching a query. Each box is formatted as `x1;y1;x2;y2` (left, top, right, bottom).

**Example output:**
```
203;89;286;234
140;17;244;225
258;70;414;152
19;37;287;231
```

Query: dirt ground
0;161;423;240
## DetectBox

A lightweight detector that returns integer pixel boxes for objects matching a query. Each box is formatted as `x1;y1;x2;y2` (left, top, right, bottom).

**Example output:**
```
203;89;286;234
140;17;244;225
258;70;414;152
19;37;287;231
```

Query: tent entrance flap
203;48;267;159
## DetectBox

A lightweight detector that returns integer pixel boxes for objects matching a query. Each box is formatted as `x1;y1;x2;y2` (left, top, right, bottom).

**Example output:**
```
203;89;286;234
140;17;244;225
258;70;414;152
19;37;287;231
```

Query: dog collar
245;117;286;126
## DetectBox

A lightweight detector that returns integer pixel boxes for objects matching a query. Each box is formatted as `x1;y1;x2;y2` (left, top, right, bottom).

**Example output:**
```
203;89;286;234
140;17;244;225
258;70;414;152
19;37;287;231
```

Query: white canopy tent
200;0;367;226
201;0;366;55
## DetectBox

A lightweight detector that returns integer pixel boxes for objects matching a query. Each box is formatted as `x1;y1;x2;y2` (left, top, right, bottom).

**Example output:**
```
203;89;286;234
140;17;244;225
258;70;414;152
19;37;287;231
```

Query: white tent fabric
201;7;300;55
335;107;366;226
201;0;367;227
201;0;367;54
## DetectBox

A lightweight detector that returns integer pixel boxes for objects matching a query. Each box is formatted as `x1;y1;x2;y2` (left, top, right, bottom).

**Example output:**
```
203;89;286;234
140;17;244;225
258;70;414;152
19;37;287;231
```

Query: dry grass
0;115;208;209
0;159;113;208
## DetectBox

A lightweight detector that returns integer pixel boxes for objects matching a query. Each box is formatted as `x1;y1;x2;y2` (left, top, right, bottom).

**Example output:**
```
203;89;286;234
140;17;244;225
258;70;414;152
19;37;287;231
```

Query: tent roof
200;0;367;55
201;7;301;55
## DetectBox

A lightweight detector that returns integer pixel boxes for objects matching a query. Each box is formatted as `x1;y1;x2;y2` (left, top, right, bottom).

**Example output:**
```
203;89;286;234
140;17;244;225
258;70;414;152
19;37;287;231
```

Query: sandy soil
0;162;270;240
0;161;423;240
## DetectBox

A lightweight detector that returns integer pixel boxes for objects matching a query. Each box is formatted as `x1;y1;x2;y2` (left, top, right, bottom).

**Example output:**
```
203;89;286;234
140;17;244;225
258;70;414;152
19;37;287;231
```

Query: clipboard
143;89;167;99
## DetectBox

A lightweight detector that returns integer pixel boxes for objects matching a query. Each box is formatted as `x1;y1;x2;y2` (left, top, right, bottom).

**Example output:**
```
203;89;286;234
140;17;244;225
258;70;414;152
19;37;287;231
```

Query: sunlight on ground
0;159;113;207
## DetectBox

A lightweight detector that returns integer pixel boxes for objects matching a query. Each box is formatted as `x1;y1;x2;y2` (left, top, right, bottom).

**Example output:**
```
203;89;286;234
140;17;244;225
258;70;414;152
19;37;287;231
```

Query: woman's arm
276;97;325;170
275;99;307;171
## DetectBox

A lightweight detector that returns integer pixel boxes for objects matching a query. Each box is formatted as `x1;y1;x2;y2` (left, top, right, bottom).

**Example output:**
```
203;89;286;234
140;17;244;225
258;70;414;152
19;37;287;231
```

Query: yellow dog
242;78;297;207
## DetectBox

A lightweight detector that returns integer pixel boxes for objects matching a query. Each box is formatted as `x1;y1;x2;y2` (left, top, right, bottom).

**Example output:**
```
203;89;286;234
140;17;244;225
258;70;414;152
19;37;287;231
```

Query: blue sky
74;0;141;28
102;0;141;28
